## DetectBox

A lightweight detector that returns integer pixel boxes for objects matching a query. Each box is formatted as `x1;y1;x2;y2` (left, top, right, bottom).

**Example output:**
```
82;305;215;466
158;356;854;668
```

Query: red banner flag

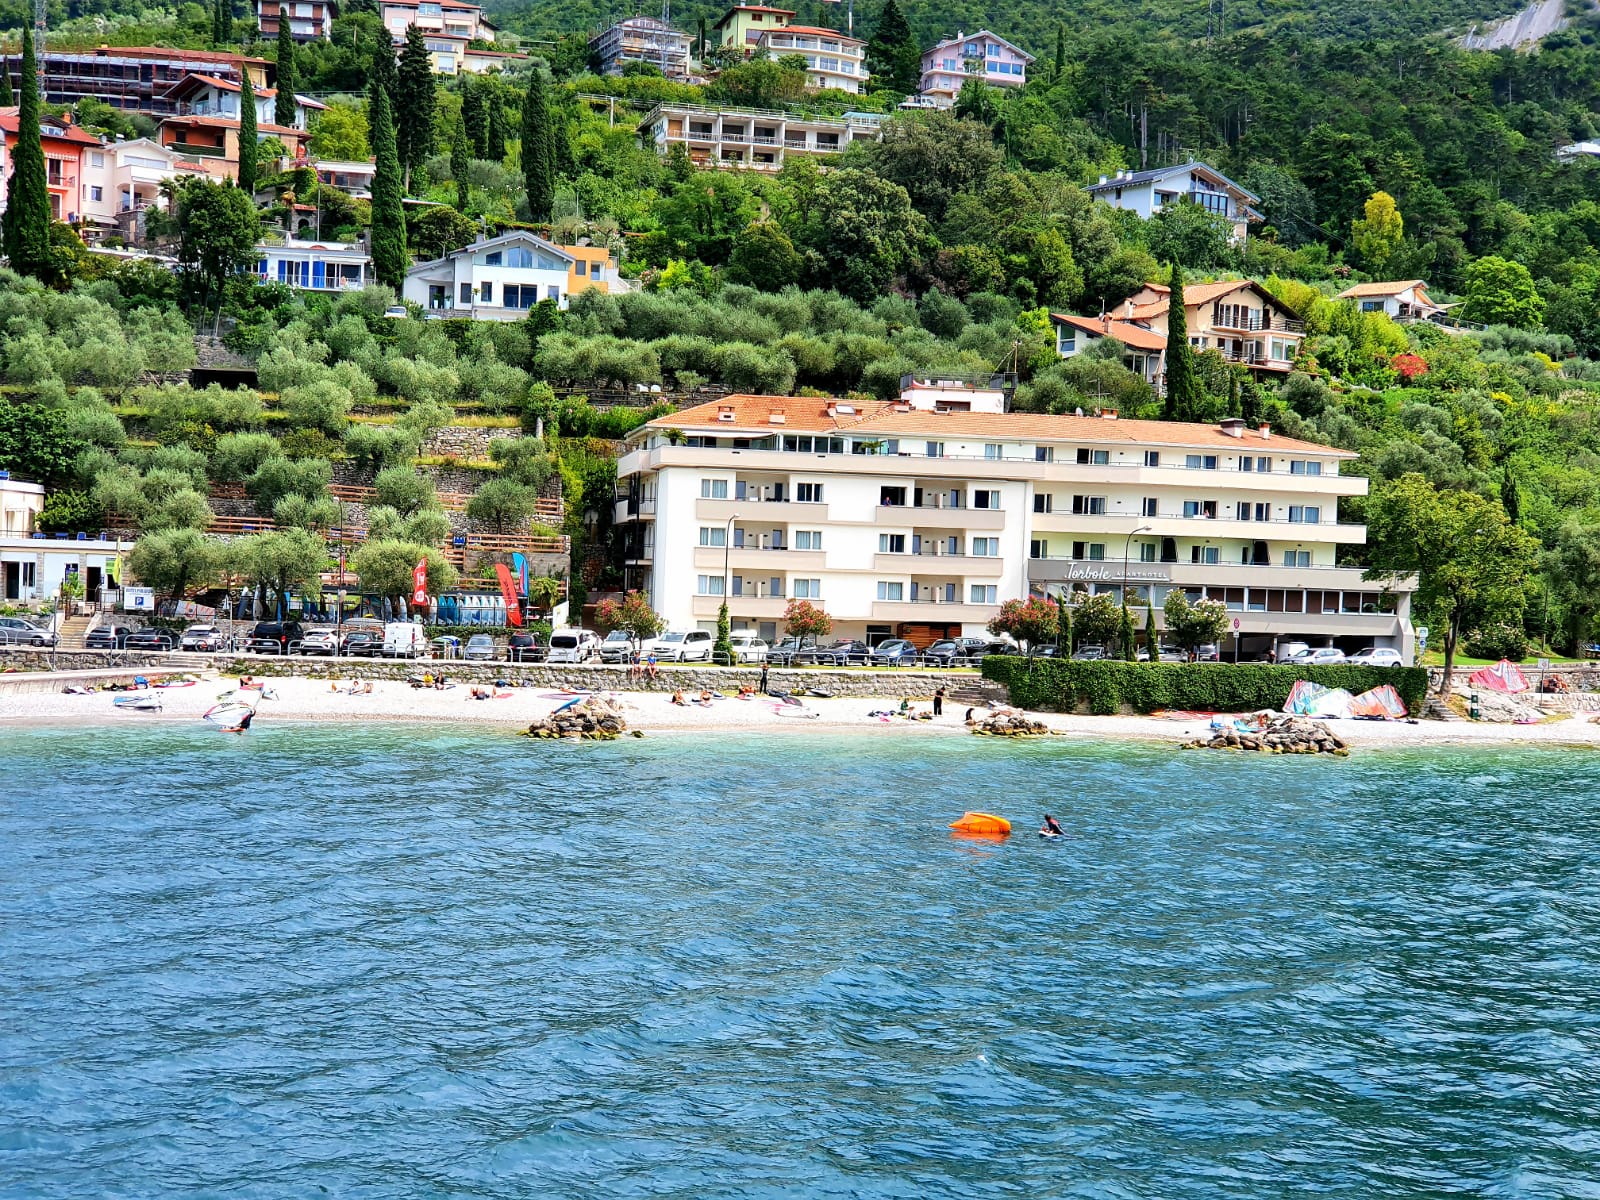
494;562;524;627
412;557;428;607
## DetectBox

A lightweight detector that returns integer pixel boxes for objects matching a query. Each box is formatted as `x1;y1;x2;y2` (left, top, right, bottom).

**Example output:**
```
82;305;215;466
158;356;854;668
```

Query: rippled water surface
3;725;1600;1198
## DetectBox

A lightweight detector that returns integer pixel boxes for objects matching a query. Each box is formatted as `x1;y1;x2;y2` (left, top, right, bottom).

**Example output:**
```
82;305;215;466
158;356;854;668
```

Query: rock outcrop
523;695;634;740
971;711;1053;737
1181;715;1349;755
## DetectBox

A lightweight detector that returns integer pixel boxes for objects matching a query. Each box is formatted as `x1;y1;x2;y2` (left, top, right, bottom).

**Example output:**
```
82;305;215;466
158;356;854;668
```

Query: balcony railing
1211;314;1306;334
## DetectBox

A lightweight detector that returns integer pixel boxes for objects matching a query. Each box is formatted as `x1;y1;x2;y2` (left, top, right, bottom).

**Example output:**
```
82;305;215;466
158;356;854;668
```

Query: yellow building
713;4;795;51
559;244;615;294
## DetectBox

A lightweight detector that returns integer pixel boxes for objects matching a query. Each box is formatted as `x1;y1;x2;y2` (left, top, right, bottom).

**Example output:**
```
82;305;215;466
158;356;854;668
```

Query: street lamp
723;512;740;609
1122;524;1152;605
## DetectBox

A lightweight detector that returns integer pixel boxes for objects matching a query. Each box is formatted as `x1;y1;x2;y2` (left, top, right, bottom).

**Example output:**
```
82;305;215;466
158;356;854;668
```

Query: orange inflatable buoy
948;811;1012;835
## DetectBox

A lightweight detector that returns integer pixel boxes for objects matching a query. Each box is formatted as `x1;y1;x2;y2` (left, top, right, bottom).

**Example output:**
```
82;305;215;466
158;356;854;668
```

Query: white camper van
546;628;601;663
382;622;429;658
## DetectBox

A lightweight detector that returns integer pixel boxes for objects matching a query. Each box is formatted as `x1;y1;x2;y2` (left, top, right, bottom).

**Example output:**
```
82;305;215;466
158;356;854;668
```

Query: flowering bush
1393;352;1429;382
783;598;832;641
988;595;1060;648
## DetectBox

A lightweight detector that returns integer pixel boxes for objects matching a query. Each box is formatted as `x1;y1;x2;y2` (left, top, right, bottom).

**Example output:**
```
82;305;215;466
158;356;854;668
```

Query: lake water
3;724;1599;1198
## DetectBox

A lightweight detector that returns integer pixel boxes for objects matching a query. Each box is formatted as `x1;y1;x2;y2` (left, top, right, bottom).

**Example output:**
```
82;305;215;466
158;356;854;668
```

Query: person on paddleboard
1041;814;1064;836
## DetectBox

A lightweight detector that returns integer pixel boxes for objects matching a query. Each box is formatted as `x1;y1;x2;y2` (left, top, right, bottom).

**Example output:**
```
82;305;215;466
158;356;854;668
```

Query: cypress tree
238;70;259;194
3;30;54;284
0;57;13;107
396;25;436;187
1053;25;1065;82
1145;596;1157;657
520;70;554;223
367;72;407;290
486;86;507;162
462;78;487;159
1163;263;1205;422
371;30;398;103
551;97;573;179
1120;602;1137;661
866;0;917;92
275;19;298;127
450;111;470;212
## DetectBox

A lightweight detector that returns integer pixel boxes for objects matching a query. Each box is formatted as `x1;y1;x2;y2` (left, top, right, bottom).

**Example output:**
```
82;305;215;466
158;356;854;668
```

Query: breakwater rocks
523;695;634;740
1181;715;1350;755
971;712;1053;738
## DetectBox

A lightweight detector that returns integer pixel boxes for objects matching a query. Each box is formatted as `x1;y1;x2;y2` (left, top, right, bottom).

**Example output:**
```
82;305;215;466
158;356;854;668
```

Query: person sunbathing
671;689;687;706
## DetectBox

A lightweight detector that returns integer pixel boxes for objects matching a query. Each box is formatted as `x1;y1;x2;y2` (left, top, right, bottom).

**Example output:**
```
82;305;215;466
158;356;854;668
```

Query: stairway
56;614;93;650
158;653;212;671
1424;697;1465;722
951;679;1009;707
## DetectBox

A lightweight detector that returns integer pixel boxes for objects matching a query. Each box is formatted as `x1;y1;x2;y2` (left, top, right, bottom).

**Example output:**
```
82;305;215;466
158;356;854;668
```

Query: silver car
0;616;56;646
464;634;497;661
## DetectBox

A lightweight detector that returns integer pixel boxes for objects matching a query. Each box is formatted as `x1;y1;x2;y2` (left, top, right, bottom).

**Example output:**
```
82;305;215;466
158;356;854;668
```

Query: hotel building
636;102;882;169
614;393;1415;657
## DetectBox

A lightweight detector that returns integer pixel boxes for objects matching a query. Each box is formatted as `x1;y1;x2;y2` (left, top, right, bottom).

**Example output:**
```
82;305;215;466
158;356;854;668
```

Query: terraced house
614;393;1415;658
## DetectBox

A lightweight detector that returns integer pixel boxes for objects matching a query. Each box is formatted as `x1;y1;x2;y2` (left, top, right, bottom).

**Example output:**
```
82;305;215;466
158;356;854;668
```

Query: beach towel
1349;685;1408;720
1468;659;1530;693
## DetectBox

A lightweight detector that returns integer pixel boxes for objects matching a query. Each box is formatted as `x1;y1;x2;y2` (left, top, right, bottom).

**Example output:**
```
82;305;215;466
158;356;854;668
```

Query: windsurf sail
1349;684;1408;719
1468;659;1529;693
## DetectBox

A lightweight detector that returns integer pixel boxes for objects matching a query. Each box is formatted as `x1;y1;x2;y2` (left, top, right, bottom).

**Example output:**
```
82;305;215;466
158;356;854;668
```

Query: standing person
933;685;945;716
759;662;769;694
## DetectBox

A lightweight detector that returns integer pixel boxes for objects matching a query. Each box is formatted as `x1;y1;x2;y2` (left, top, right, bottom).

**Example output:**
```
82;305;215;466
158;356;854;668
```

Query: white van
547;628;601;663
644;629;715;662
382;622;428;658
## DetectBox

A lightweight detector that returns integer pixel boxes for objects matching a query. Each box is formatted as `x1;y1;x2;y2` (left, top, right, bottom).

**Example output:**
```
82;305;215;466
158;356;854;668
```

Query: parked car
647;629;715;662
973;638;1018;658
1194;643;1221;662
921;639;965;667
464;634;497;661
598;630;637;664
801;639;873;666
382;622;428;659
727;633;768;663
342;630;384;657
299;629;340;656
768;637;817;666
1028;644;1065;658
430;635;462;660
547;629;601;663
1276;642;1312;663
508;631;546;663
85;624;133;650
124;628;175;651
180;624;224;652
1290;646;1347;666
1345;646;1404;667
870;638;919;667
1138;645;1188;663
1071;644;1108;661
246;620;303;655
0;616;56;646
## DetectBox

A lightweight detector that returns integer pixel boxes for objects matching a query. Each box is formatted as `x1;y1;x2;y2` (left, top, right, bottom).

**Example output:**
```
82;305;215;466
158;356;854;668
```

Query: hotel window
1071;541;1106;560
984;443;1003;460
1191;546;1220;564
479;281;493;302
1183;500;1217;519
1071;496;1106;516
879;486;907;507
876;581;904;601
1033;494;1052;514
1035;446;1054;462
1076;448;1110;465
1289;460;1323;476
459;282;472;304
1141;497;1158;517
1139;544;1158;562
699;526;726;547
1288;505;1320;524
701;478;729;499
795;530;822;550
796;482;824;503
1030;539;1049;559
972;537;999;557
697;575;726;595
1240;455;1270;472
925;441;944;458
879;534;906;554
793;578;822;598
1185;454;1219;470
1283;550;1311;567
484;251;502;265
1235;500;1259;521
972;489;999;509
970;585;997;604
1144;450;1161;467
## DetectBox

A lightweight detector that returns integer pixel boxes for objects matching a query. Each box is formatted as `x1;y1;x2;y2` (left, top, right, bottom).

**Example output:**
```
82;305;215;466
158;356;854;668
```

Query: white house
1088;160;1262;244
256;236;372;290
917;30;1033;107
402;230;577;317
756;24;868;93
1050;313;1168;389
1336;280;1446;322
76;137;198;242
0;476;125;604
161;72;324;131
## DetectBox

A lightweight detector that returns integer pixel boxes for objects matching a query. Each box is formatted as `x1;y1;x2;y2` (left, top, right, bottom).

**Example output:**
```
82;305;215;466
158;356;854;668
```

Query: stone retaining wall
0;649;176;672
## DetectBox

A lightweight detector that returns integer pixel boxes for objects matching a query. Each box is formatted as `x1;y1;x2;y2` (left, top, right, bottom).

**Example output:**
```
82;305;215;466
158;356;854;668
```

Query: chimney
1101;408;1118;419
767;406;786;424
717;404;736;422
1219;417;1245;438
1098;174;1108;185
1124;300;1134;319
1258;423;1272;440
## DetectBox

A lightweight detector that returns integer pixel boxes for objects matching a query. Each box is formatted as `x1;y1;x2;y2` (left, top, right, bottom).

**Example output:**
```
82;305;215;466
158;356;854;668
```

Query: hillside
488;0;1526;51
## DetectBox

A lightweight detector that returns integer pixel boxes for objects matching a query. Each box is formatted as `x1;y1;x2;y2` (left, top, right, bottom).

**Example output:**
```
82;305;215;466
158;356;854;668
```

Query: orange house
559;243;614;294
0;108;102;222
157;114;312;182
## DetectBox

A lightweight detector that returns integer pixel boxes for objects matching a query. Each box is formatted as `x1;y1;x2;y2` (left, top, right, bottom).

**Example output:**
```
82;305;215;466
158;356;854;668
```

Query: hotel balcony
692;545;826;572
872;551;1004;576
873;502;1006;529
696;497;829;524
870;598;1000;623
691;594;790;619
1031;512;1367;543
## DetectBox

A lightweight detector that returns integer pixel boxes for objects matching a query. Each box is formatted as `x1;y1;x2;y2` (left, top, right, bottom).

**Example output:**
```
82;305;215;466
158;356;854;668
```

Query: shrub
1463;623;1530;662
981;657;1429;718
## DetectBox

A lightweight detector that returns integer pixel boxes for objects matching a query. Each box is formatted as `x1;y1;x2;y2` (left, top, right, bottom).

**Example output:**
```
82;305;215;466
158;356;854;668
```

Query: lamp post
720;513;739;660
723;513;739;600
1122;524;1152;605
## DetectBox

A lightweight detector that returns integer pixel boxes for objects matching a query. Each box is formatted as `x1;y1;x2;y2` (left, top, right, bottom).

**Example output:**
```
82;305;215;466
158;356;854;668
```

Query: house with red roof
1117;279;1305;375
0;108;102;223
756;23;867;92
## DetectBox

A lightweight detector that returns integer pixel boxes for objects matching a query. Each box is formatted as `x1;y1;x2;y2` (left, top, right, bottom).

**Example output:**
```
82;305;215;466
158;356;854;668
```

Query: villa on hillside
1115;279;1304;375
1336;280;1447;322
402;230;621;318
1050;313;1168;389
756;24;867;93
636;102;882;170
590;15;694;81
917;30;1032;107
1088;161;1262;245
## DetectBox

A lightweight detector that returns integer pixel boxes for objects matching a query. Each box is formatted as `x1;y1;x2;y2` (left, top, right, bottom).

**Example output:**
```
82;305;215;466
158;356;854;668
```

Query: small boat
949;811;1011;836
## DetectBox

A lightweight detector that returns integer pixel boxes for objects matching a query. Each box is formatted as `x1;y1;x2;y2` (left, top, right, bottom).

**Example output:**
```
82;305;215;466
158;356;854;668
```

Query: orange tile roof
1050;313;1167;353
0;109;103;146
767;24;863;39
1135;279;1264;307
1337;280;1426;299
648;394;1355;455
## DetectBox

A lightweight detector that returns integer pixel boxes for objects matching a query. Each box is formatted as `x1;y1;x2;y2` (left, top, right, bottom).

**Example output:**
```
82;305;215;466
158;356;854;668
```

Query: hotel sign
1061;562;1172;583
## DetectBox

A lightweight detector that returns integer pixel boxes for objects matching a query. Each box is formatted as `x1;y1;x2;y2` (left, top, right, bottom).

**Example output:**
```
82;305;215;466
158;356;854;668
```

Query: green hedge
982;656;1429;716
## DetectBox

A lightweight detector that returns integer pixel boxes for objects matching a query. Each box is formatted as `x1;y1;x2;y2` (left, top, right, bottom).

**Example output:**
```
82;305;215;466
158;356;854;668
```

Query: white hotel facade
614;393;1417;658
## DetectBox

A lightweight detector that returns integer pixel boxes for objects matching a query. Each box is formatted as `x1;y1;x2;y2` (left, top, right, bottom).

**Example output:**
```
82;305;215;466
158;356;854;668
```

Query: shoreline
4;672;1600;749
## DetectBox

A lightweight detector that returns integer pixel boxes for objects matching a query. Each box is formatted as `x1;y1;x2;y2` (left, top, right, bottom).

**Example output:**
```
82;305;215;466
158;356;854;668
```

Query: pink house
918;30;1032;107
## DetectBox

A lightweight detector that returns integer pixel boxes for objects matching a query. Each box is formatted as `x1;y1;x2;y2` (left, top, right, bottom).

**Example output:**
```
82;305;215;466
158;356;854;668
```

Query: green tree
659;171;756;265
350;539;457;609
465;477;539;532
987;595;1060;649
0;402;88;484
592;590;664;640
726;222;801;289
486;85;507;162
953;76;997;124
213;0;231;46
367;70;408;290
450;111;470;212
783;598;832;641
1461;256;1545;329
373;465;437;516
1071;590;1122;648
396;24;437;188
798;168;922;302
246;455;332;512
521;69;556;222
128;528;218;600
1364;473;1538;693
1162;589;1229;655
462;77;488;158
238;71;259;196
175;177;262;318
1163;263;1205;421
715;600;732;663
409;204;477;260
1120;602;1137;660
232;527;327;616
1144;594;1157;657
274;19;298;127
862;111;1002;223
1053;24;1064;81
865;0;917;92
2;31;55;284
1145;201;1234;270
0;55;12;106
273;492;344;532
1350;190;1403;272
308;100;368;159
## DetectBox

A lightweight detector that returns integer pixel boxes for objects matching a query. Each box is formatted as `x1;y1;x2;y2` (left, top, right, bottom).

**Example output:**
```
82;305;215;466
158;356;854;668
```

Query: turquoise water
3;725;1599;1198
